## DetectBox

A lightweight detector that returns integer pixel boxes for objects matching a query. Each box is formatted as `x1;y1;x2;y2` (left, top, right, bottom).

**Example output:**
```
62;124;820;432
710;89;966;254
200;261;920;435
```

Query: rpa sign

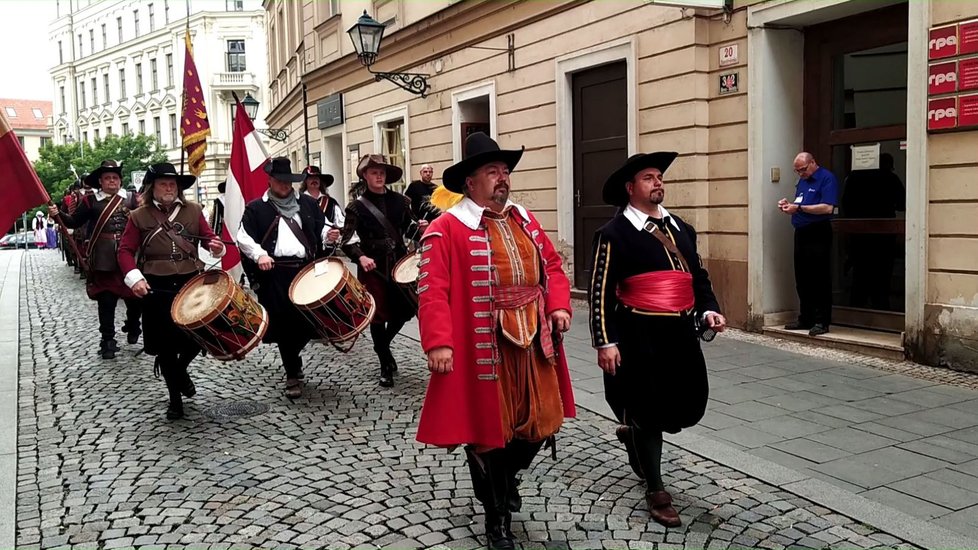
928;97;958;131
929;62;958;95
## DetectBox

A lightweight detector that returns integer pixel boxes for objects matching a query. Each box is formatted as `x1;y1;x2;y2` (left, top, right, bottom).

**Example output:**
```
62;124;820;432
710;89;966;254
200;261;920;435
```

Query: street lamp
240;92;288;142
347;11;430;98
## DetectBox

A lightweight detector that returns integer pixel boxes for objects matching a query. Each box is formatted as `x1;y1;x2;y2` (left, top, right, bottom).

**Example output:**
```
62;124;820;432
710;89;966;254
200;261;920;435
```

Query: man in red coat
416;133;576;550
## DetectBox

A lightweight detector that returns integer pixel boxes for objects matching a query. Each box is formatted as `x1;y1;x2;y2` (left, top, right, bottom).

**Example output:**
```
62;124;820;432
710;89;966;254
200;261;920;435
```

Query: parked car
0;232;44;249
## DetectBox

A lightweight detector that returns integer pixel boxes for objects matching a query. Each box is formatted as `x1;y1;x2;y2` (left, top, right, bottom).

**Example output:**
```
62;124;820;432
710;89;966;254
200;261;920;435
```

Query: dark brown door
573;61;627;289
804;4;908;331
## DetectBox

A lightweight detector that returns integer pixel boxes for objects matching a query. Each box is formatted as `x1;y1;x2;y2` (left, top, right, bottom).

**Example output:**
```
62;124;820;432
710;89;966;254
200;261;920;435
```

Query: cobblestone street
5;251;955;549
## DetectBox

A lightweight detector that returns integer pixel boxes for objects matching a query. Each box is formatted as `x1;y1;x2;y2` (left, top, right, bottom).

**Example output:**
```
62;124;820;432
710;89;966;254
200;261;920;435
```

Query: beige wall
923;2;978;371
300;0;751;324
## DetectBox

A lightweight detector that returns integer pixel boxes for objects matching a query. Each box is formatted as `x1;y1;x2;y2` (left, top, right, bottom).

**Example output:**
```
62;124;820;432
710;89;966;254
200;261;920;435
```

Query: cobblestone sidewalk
16;252;922;549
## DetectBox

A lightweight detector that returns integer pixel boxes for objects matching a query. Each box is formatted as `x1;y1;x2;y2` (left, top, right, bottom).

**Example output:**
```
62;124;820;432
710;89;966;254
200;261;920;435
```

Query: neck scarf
269;191;300;219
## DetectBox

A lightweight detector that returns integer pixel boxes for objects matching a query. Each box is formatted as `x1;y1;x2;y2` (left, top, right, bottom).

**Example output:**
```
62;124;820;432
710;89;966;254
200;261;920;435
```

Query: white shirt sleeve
236;223;268;262
123;269;145;288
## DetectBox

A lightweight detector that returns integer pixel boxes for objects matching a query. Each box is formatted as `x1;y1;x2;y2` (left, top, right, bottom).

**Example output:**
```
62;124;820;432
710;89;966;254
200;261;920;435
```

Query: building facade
49;0;269;201
0;99;53;162
265;0;978;373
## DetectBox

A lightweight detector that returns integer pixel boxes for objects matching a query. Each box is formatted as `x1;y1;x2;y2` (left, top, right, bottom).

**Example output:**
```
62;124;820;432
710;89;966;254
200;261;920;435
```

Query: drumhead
291;258;346;306
392;252;420;284
172;270;230;325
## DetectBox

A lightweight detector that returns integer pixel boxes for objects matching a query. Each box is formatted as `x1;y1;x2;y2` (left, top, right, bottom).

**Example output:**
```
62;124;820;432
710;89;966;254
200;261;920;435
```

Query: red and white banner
222;101;269;281
0;110;50;232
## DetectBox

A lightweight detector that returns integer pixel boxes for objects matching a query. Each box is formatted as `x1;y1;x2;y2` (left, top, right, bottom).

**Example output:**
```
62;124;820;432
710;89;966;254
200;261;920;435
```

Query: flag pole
48;199;87;271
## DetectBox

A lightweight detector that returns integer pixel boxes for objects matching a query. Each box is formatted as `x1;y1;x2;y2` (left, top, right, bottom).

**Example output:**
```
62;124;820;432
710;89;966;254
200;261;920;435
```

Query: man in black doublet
589;152;725;528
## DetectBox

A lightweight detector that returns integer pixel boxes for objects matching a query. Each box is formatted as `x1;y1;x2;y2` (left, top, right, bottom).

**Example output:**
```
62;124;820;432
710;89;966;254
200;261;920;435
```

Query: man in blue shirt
778;152;838;336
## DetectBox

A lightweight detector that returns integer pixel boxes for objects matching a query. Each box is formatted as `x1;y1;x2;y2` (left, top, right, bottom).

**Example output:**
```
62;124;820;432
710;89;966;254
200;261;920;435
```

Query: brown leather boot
646;490;681;527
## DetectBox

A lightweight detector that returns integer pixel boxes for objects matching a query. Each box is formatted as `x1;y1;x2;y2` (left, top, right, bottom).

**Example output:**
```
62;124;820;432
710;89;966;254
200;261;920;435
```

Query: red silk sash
617;271;695;313
495;285;555;359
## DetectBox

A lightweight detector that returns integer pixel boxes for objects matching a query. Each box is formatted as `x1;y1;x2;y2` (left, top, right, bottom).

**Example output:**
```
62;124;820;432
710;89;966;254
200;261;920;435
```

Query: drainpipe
302;82;310;166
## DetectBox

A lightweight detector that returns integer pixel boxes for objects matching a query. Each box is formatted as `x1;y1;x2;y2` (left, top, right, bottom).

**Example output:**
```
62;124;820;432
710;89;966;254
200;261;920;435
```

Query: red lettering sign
960;57;978;91
960;20;978;55
929;61;958;94
928;97;958;130
958;93;978;127
930;25;959;60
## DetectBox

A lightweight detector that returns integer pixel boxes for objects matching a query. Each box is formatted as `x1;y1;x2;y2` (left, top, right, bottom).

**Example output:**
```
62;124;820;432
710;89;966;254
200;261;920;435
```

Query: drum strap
357;196;400;249
85;194;123;257
281;216;314;259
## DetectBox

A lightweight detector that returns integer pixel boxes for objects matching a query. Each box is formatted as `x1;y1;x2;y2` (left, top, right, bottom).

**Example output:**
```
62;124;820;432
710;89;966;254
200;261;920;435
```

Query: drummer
237;157;336;398
341;154;428;388
300;165;345;237
117;162;226;420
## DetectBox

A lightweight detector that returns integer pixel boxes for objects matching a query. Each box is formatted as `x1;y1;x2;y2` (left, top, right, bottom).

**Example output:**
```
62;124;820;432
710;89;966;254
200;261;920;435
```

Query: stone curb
0;251;24;550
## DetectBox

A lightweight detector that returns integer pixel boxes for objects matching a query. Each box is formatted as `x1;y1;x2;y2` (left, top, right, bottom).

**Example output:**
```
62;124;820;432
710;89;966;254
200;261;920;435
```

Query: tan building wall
923;2;978;371
264;0;978;371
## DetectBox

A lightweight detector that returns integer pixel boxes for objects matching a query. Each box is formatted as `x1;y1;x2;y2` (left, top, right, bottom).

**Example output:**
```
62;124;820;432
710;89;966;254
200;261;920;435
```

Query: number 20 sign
719;44;738;67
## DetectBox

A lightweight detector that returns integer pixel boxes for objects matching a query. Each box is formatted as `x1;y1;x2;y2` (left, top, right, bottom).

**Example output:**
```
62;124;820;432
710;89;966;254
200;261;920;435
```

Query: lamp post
347;11;430;97
240;92;289;142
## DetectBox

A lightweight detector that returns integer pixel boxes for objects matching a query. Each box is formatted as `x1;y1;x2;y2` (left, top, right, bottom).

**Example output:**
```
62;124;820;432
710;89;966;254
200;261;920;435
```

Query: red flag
180;29;210;177
0;110;51;232
222;100;269;279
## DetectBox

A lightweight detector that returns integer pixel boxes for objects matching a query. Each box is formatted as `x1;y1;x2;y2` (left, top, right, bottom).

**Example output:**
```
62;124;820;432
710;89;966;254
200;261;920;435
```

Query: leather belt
145;253;190;262
97;233;123;241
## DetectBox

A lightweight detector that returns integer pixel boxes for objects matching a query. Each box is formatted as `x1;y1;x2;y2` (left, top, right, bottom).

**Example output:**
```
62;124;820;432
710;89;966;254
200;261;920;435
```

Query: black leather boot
379;358;394;387
483;451;515;550
99;339;117;359
122;323;141;345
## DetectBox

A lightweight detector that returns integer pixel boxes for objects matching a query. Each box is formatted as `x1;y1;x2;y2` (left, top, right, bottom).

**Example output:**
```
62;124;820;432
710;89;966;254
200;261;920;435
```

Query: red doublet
415;201;576;449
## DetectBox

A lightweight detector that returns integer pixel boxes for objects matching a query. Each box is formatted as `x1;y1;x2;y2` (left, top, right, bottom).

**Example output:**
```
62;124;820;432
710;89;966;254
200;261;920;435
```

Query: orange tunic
484;208;563;444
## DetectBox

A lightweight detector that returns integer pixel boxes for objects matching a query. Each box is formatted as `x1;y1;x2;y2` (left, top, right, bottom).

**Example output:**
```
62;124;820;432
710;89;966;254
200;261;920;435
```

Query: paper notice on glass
851;143;880;170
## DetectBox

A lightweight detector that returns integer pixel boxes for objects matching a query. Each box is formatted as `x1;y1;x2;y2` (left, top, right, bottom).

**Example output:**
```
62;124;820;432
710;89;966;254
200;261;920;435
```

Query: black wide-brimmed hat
142;162;197;191
302;165;334;188
602;152;679;207
84;160;124;188
356;154;403;185
263;156;305;183
442;132;524;193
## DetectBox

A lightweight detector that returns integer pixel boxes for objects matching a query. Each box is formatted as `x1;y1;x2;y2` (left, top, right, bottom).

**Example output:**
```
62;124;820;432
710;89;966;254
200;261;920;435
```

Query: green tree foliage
33;133;168;204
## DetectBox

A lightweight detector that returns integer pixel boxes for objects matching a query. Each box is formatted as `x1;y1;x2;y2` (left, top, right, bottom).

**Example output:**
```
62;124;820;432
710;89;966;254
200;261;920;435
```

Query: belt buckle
169;253;184;261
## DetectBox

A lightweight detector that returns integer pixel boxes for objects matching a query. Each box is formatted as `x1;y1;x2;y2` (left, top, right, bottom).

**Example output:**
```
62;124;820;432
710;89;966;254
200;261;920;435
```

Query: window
169;114;177;147
4;107;15;117
101;24;106;49
327;0;339;17
32;108;43;119
91;77;98;105
452;83;495;162
135;63;143;94
89;29;94;52
117;17;123;42
17;136;24;148
59;86;66;113
226;40;246;72
122;122;129;135
103;74;110;103
58;41;63;64
79;81;86;109
148;4;155;31
228;0;243;11
164;0;169;23
94;128;100;141
373;108;410;193
77;33;83;56
153;116;161;143
165;53;173;86
82;130;88;142
118;68;126;99
138;120;145;135
41;137;51;148
151;59;158;90
133;9;140;36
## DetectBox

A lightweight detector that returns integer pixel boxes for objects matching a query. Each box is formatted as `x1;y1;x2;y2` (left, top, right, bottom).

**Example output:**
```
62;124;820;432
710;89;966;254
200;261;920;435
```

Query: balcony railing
211;71;257;90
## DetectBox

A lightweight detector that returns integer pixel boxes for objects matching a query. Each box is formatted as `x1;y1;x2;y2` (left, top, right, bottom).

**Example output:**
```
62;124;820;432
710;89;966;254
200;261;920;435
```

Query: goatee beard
492;191;509;206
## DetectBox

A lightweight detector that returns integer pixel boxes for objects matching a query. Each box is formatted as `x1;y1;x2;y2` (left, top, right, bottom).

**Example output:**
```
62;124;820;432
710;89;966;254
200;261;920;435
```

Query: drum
392;251;421;309
289;258;375;349
171;270;269;361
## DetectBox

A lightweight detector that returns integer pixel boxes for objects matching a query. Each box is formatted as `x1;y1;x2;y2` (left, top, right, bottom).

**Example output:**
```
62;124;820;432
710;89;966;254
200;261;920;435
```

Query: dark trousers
794;221;833;326
279;332;312;379
157;349;196;406
95;292;141;340
370;320;406;365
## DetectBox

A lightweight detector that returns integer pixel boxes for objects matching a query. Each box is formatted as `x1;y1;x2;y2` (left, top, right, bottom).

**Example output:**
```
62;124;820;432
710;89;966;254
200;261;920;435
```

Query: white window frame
372;105;410;193
451;81;497;164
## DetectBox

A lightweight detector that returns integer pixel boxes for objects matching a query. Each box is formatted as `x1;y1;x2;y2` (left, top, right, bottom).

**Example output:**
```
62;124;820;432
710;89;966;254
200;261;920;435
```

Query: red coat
415;199;576;448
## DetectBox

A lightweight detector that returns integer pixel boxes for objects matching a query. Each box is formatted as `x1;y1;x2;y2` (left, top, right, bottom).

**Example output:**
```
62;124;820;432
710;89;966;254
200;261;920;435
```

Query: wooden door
572;61;627;289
